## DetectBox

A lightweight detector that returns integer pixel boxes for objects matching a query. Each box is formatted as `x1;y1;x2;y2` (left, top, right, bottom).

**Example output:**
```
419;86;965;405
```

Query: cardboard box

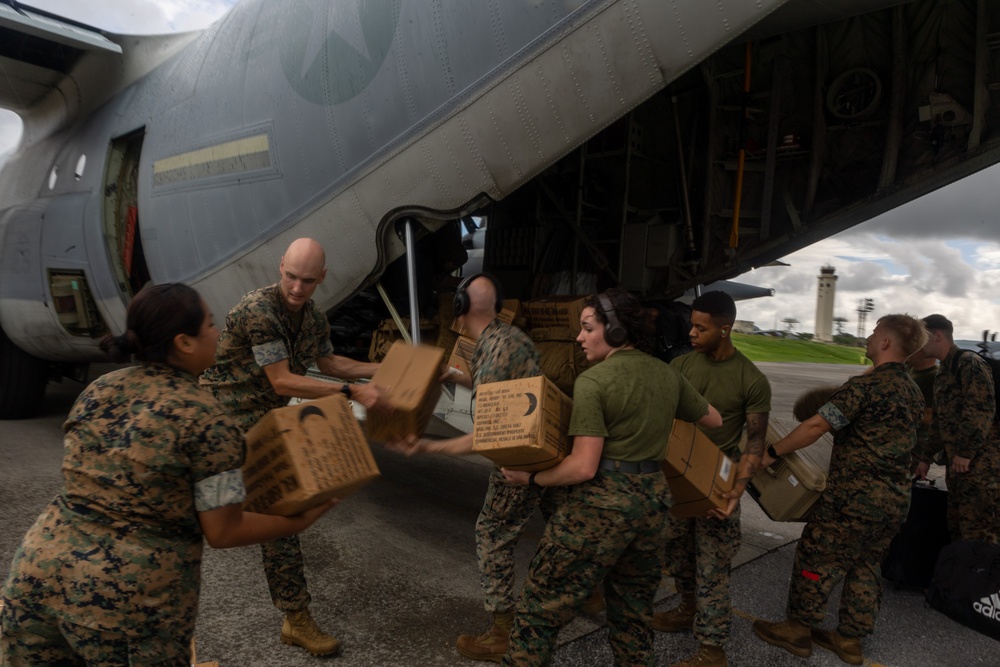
447;334;476;380
472;375;572;471
523;296;588;334
663;420;737;518
243;395;380;516
747;417;832;522
366;341;444;441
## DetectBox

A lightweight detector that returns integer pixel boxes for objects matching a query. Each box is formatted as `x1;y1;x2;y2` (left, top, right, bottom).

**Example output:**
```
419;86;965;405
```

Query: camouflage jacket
1;364;245;637
930;345;998;465
201;282;333;431
817;361;923;520
471;319;542;392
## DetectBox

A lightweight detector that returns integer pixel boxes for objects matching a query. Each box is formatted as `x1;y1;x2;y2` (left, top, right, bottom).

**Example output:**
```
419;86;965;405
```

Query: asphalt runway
1;361;996;666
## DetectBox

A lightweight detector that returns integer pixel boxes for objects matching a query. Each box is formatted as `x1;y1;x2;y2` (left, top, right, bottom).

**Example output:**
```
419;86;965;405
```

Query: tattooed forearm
744;412;769;458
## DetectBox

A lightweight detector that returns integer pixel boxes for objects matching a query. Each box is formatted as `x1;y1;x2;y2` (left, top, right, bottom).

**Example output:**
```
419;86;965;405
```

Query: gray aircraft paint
0;0;786;362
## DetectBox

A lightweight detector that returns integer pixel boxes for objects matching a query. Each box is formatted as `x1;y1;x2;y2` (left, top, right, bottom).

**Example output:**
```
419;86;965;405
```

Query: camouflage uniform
1;364;245;665
470;320;548;613
504;350;709;667
786;362;922;637
928;346;1000;542
664;350;771;647
909;363;940;466
201;282;333;611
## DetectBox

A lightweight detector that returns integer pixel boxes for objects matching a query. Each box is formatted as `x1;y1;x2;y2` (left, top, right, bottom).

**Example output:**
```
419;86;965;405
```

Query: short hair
691;290;736;324
922;314;953;336
878;314;929;358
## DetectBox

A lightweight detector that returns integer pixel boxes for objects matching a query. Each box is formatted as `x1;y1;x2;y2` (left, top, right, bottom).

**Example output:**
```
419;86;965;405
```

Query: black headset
597;293;628;347
454;272;504;317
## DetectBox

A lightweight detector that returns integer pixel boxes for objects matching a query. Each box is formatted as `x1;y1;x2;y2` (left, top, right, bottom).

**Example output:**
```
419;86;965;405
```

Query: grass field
731;333;871;365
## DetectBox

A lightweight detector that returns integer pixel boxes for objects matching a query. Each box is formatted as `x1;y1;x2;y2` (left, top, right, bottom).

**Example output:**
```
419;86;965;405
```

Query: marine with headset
389;272;549;663
500;287;722;667
653;291;771;667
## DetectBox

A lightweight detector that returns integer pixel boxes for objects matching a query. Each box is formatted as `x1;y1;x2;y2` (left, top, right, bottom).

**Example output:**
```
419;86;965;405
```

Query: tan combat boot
280;608;341;657
651;594;696;633
811;627;863;665
669;644;728;667
752;618;812;658
455;610;515;662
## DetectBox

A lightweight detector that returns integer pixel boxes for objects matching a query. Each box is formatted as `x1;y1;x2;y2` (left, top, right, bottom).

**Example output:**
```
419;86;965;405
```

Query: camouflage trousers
947;466;1000;544
0;601;190;667
502;472;668;667
662;505;741;646
787;503;903;637
477;468;562;613
261;535;310;612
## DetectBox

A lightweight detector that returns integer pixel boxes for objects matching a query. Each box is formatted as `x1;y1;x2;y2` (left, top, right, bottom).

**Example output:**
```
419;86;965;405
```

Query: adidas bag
926;540;1000;640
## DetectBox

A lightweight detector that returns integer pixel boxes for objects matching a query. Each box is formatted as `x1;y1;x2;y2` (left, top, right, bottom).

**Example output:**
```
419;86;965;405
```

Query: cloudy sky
3;0;1000;341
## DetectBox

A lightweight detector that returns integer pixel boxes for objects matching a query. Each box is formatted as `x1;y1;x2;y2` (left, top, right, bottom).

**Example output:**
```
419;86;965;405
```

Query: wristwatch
340;384;353;399
767;444;781;460
528;472;540;488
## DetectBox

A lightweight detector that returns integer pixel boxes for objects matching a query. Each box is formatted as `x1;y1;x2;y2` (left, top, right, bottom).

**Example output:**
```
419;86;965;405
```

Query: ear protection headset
454;272;504;317
597;293;629;347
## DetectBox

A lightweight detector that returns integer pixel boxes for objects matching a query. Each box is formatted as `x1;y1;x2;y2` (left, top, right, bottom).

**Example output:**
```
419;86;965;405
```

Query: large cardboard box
523;296;588;334
663;420;737;518
243;394;379;516
366;341;444;441
747;417;832;522
472;375;572;471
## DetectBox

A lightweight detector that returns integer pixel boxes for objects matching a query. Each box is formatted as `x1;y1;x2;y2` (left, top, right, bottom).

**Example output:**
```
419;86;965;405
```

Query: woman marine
0;283;335;666
500;287;721;666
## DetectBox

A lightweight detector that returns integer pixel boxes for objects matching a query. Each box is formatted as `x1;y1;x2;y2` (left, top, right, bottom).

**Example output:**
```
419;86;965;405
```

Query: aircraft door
103;129;151;299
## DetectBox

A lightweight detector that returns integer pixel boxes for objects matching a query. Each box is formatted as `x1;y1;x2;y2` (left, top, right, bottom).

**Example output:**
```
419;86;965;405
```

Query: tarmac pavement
1;361;997;666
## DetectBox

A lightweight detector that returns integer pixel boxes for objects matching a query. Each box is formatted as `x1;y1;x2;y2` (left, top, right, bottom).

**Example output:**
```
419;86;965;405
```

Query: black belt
598;458;660;474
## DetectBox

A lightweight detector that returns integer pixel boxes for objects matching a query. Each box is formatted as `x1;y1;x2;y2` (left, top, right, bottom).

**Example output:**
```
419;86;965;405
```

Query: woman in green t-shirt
500;288;720;666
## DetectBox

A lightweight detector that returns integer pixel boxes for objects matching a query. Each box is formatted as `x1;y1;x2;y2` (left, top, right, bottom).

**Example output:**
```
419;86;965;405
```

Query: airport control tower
815;265;837;342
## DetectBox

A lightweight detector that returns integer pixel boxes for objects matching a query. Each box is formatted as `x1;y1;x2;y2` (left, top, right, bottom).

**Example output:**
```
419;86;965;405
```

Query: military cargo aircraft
1;0;998;418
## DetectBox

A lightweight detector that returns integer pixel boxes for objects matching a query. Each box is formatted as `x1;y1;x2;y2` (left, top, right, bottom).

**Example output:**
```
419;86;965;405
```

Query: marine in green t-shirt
654;290;771;666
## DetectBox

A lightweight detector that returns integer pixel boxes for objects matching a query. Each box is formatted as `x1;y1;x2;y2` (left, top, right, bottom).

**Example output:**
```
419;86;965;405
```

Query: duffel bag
926;540;1000;640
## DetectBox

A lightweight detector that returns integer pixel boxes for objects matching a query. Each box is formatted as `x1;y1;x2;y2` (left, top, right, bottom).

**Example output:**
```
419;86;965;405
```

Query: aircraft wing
0;2;202;147
676;281;776;305
0;2;120;113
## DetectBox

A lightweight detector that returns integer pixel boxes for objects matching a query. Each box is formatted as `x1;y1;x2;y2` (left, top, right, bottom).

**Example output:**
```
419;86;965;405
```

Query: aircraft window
75;155;86;180
48;166;58;190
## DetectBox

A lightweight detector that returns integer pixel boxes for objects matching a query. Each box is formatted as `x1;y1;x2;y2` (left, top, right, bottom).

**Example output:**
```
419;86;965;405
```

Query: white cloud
17;0;233;34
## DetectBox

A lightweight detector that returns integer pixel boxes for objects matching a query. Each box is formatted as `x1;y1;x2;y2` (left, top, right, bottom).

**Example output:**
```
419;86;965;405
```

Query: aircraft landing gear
0;326;47;419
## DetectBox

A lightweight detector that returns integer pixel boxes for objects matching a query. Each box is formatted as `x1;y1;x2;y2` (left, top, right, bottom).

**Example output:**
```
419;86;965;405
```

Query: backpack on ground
926;540;1000;641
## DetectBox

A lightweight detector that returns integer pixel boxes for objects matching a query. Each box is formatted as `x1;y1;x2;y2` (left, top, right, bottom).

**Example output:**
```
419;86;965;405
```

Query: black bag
926;540;1000;640
882;479;950;589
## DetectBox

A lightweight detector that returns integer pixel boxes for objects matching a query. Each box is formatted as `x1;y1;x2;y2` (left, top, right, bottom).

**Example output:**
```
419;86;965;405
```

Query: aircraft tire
0;326;47;419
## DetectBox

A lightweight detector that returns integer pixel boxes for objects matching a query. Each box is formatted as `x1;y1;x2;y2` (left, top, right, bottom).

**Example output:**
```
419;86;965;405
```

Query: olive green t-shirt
670;348;771;456
569;349;709;461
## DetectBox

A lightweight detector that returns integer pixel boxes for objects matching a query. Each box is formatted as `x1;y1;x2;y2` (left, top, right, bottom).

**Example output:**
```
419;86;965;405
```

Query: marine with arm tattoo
654;291;771;667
